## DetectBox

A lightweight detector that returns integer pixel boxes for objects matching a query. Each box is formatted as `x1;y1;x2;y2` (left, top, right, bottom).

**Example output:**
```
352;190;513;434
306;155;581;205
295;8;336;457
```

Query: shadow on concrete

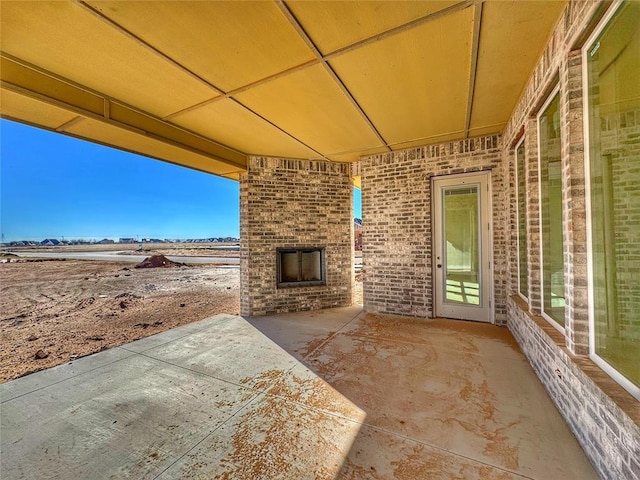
1;306;598;479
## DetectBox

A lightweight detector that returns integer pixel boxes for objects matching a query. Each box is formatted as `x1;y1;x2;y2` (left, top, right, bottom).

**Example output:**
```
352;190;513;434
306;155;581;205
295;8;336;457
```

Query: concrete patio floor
1;306;599;479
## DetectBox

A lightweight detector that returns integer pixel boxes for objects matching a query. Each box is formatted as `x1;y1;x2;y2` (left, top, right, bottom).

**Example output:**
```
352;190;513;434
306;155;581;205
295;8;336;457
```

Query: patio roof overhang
0;1;566;184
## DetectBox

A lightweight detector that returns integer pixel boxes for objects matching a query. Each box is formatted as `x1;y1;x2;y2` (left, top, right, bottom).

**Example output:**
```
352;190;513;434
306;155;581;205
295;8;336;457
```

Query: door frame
432;171;493;323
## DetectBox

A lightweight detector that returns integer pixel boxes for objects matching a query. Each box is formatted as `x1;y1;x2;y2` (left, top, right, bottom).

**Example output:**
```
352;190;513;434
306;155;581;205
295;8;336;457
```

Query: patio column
239;156;354;316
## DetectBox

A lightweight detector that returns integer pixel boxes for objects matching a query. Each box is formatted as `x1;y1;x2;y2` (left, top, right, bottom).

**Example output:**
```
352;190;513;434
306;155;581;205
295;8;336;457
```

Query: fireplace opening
277;247;326;288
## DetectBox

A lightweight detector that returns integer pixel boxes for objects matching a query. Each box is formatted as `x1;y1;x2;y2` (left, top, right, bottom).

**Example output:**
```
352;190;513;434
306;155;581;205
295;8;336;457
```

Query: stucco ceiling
0;1;567;180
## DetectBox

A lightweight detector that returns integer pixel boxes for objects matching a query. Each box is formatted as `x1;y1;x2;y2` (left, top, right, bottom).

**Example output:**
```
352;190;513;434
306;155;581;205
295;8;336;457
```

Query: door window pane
516;141;528;299
444;186;480;305
539;92;565;326
587;0;640;389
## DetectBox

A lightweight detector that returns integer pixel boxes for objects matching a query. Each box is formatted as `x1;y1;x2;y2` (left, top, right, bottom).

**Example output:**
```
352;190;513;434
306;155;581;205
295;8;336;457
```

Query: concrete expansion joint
0;351;137;405
300;309;365;362
360;423;537;480
151;390;263;480
1;308;601;478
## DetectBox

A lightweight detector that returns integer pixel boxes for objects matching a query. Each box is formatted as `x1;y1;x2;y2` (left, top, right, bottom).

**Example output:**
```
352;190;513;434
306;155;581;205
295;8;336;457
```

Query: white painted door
433;172;492;322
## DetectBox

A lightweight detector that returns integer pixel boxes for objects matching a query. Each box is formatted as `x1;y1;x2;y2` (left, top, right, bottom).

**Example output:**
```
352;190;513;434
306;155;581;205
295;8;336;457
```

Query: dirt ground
0;259;239;383
1;259;363;383
8;242;240;258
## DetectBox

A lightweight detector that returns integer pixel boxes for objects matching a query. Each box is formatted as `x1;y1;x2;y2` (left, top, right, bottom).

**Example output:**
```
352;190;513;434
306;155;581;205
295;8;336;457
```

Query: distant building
354;219;362;251
40;239;60;246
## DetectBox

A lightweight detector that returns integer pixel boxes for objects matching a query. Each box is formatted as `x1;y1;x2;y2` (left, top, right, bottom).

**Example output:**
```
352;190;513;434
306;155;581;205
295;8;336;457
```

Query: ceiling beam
74;0;222;96
228;98;330;161
0;54;247;170
156;0;479;156
169;0;475;114
464;1;484;138
55;116;85;132
76;0;329;161
161;80;329;161
276;0;391;153
324;0;474;62
162;58;318;121
5;0;329;167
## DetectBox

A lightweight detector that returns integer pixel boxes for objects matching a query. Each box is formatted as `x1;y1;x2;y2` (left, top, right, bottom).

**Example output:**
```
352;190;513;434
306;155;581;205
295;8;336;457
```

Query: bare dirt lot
8;242;240;258
0;259;239;383
1;257;363;383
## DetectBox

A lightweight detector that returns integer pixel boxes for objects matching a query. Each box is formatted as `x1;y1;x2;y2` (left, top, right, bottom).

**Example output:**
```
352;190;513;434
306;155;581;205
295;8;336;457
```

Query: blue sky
1;119;362;242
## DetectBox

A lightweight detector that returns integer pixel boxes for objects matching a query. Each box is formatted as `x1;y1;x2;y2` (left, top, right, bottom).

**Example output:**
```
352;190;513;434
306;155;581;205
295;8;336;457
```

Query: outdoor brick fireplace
240;157;353;316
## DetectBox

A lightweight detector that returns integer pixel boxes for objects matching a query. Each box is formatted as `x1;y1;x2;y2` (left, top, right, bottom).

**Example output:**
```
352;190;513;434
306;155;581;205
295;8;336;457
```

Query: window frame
582;0;640;401
515;137;529;302
537;84;565;333
276;247;326;288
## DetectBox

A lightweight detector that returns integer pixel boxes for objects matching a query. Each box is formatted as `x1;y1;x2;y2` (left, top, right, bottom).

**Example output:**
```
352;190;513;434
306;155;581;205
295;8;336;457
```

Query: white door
433;172;492;322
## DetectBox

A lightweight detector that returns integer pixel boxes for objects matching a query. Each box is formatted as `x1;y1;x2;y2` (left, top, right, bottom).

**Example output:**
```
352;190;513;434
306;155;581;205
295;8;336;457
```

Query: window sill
277;281;326;289
511;295;639;426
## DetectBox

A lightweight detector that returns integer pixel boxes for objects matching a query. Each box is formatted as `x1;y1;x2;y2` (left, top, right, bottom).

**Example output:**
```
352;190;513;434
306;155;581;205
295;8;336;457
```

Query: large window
516;140;528;300
586;0;640;397
538;90;565;328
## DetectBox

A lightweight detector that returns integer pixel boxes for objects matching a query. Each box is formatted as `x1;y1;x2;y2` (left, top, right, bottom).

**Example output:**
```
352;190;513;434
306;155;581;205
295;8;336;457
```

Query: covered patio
1;307;597;479
2;1;639;477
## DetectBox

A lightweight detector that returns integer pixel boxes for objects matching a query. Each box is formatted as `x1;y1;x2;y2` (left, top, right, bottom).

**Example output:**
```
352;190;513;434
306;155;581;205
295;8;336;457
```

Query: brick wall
524;117;543;314
561;49;590;353
508;297;640;480
502;1;639;478
360;135;507;323
239;157;353;316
